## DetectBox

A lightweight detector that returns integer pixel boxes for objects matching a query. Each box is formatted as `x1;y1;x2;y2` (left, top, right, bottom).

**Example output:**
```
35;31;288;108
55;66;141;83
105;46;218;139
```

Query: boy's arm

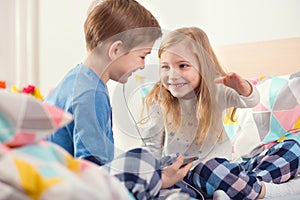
73;90;114;166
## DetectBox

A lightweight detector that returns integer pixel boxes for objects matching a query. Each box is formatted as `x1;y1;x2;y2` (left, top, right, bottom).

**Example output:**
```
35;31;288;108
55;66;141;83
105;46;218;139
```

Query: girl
140;27;300;199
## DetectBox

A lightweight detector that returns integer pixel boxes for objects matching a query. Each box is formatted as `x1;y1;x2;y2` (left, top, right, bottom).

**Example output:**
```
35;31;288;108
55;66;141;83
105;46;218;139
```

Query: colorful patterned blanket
0;91;130;200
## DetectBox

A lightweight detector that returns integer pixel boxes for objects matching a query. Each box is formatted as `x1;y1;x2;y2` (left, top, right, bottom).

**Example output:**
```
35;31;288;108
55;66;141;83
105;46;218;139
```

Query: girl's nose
168;68;180;80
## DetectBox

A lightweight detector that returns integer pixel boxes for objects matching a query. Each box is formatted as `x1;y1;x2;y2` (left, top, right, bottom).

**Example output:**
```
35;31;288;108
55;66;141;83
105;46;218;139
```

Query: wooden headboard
214;37;300;78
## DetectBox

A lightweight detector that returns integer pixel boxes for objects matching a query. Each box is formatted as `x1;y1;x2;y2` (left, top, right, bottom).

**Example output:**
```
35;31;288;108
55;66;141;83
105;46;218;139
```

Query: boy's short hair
84;0;162;51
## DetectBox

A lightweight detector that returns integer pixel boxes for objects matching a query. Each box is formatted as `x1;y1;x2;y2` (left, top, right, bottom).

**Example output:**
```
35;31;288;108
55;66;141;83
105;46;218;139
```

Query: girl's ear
108;40;123;60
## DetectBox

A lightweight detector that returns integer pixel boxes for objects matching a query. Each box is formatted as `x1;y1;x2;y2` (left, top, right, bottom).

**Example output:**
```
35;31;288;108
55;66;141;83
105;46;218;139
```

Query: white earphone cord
122;84;149;148
181;180;205;200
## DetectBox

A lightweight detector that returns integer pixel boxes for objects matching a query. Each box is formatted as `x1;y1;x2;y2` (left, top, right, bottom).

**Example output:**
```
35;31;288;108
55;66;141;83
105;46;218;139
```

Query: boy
45;0;192;199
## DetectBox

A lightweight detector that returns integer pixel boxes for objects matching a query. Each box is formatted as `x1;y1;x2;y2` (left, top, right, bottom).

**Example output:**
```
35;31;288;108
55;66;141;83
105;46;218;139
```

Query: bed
214;37;300;78
0;37;299;200
213;37;300;199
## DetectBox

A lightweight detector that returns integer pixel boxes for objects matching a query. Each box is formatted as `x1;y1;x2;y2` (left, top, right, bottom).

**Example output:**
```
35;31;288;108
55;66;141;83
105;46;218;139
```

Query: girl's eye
179;64;188;68
161;65;170;70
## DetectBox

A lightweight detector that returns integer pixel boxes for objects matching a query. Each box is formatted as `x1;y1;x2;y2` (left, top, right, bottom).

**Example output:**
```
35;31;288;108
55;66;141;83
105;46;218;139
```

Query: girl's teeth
171;83;184;88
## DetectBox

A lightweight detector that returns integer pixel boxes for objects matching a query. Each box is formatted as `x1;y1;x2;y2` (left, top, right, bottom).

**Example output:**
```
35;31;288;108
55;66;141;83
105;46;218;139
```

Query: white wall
1;0;300;92
39;0;93;95
37;0;300;95
0;0;16;86
138;0;300;46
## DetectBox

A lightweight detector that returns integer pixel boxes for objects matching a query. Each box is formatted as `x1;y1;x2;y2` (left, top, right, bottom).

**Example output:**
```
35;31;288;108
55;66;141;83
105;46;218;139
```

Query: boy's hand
161;155;192;189
214;72;252;97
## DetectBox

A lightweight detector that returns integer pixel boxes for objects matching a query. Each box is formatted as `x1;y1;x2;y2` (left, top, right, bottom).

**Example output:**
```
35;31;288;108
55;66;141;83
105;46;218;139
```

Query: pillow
224;71;300;159
0;90;73;147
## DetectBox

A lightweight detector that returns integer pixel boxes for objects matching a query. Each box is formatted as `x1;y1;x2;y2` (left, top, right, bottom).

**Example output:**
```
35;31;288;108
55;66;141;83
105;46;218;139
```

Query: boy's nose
139;65;145;70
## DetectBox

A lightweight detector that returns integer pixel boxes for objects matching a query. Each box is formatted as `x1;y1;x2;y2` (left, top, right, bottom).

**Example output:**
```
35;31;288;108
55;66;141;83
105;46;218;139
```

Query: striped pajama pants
184;139;300;200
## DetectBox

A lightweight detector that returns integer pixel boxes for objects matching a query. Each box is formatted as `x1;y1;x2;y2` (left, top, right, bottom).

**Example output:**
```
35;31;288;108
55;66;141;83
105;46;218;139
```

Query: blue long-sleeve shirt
45;63;114;165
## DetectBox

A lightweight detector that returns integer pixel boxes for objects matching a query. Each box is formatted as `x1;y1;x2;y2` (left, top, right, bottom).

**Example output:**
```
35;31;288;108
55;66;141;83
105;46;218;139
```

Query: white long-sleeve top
139;83;260;167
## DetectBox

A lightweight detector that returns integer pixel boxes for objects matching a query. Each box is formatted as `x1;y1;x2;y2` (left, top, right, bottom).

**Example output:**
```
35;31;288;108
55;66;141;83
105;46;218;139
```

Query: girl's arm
161;155;192;189
214;72;252;97
215;72;260;108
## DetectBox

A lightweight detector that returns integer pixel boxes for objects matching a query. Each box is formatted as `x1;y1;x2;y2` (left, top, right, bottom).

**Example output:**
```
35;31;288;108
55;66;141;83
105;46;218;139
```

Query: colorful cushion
0;90;73;147
224;71;300;158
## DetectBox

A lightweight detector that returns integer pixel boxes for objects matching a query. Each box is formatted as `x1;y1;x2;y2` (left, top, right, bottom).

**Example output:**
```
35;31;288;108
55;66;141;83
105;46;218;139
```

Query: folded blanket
0;141;130;200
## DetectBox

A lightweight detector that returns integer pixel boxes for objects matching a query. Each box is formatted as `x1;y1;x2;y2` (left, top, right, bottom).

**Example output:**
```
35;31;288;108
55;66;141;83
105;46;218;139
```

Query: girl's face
160;42;201;99
109;41;154;83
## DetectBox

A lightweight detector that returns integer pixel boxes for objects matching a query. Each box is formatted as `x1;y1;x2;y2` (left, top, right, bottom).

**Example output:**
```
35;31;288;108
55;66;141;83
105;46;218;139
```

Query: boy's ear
108;40;123;60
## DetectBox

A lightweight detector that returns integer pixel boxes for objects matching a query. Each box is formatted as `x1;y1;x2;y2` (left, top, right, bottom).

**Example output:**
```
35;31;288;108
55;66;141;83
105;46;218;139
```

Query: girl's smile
160;42;200;99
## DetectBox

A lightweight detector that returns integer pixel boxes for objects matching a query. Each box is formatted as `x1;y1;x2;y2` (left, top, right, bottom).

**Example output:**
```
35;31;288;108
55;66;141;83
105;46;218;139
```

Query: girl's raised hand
214;72;252;97
161;155;192;189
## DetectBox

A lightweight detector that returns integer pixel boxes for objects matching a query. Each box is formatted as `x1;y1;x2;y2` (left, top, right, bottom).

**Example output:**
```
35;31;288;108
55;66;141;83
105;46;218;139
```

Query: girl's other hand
161;155;192;189
214;72;252;96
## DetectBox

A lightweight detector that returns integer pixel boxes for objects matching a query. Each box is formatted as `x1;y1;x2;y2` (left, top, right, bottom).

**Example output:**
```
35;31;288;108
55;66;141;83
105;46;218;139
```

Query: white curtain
0;0;39;89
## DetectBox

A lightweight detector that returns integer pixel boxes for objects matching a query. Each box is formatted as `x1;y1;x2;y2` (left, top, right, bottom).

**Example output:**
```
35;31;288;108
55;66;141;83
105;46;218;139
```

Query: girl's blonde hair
144;27;234;144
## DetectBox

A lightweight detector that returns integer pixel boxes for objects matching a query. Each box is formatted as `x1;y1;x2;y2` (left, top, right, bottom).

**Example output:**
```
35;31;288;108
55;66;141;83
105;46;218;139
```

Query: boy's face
109;41;154;83
160;42;200;99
